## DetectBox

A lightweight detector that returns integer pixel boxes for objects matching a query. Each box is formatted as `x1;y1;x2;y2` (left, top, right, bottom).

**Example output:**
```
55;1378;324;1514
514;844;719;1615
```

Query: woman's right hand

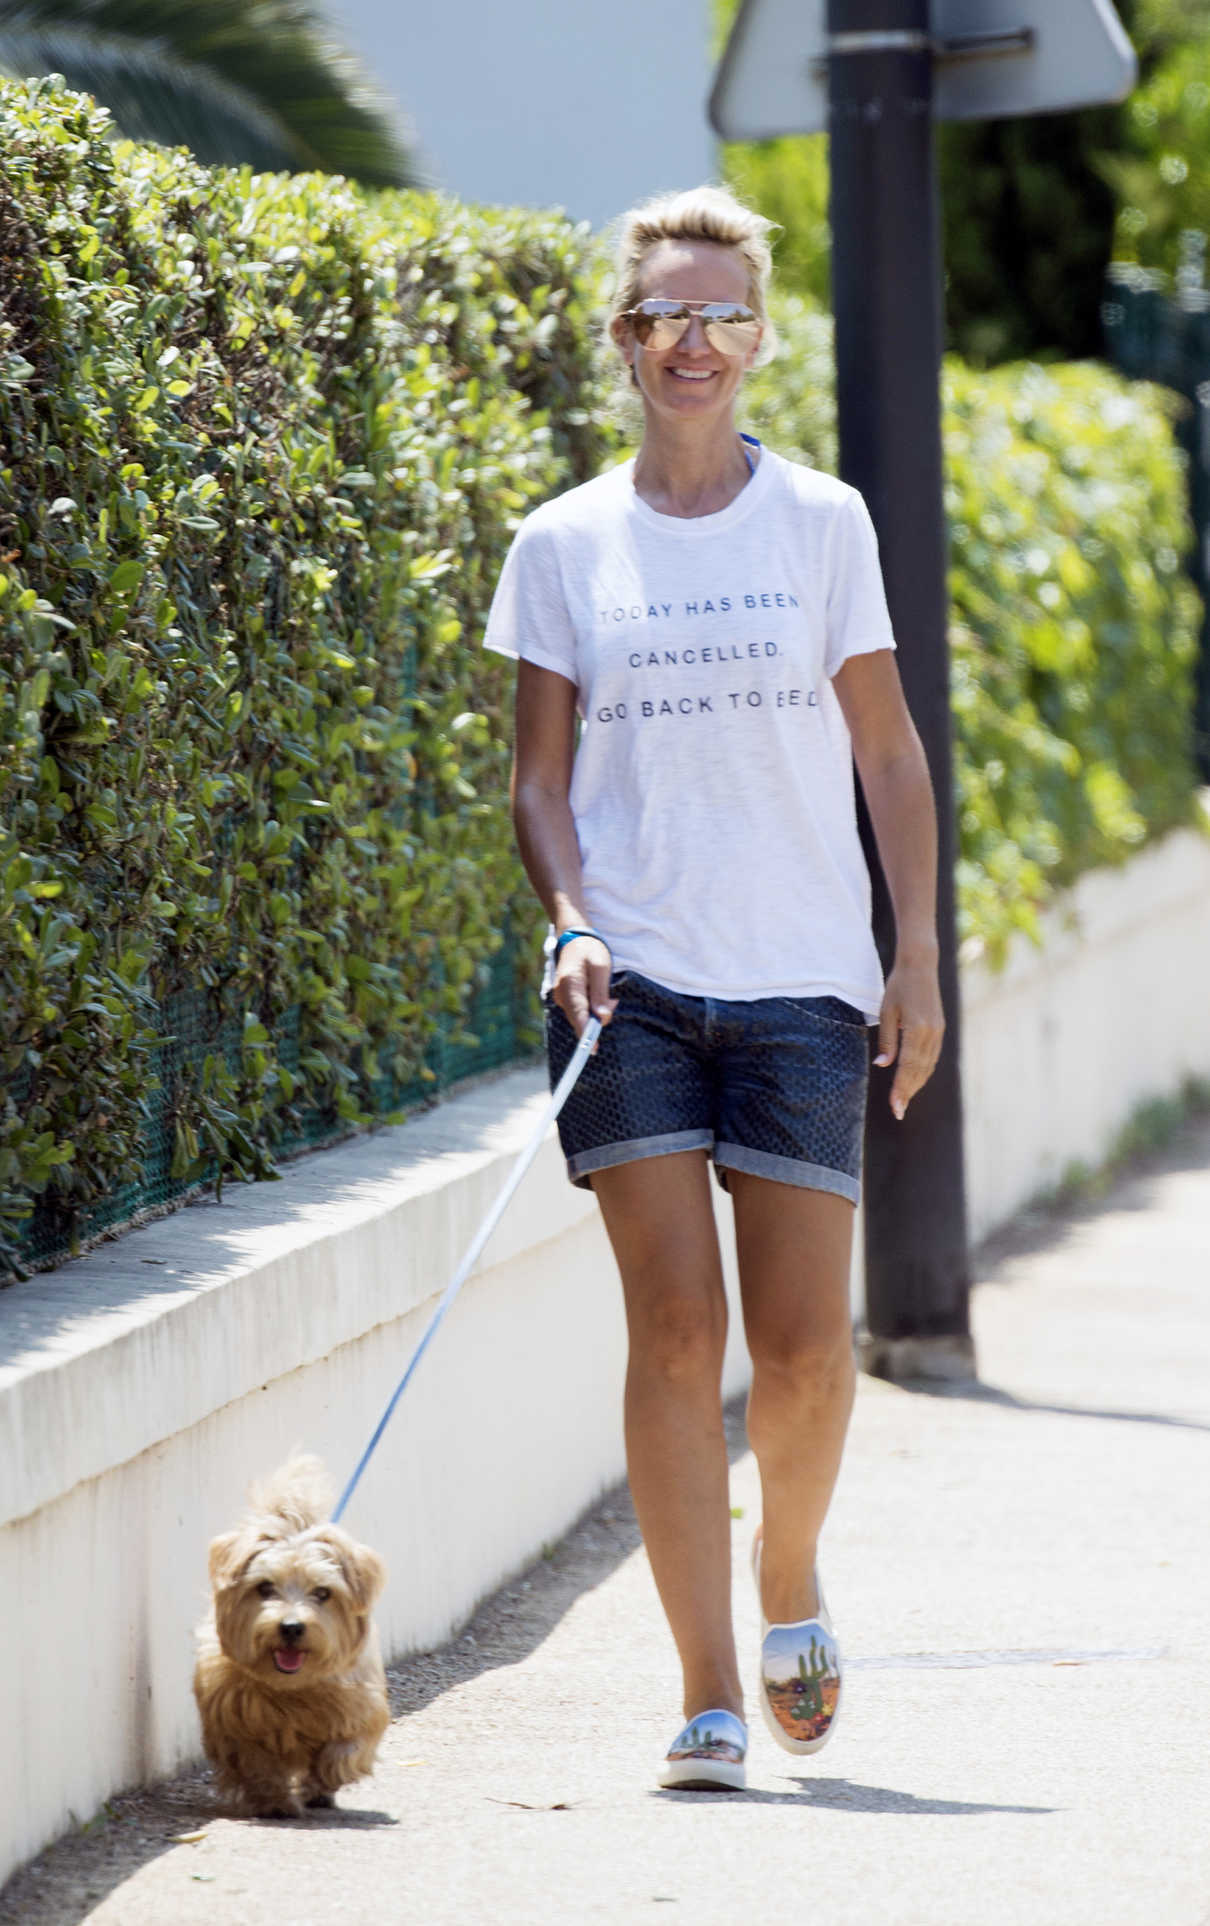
553;934;617;1041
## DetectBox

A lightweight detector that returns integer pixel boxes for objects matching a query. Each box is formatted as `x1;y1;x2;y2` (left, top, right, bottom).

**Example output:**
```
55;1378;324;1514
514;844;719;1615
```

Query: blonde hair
607;184;779;365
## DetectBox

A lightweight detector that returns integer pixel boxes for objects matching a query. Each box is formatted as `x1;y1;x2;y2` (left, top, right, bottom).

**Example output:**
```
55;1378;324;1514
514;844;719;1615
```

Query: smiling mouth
667;368;716;382
273;1647;307;1674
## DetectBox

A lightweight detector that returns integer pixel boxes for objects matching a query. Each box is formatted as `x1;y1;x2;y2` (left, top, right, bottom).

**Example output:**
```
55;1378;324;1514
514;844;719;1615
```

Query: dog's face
209;1521;385;1686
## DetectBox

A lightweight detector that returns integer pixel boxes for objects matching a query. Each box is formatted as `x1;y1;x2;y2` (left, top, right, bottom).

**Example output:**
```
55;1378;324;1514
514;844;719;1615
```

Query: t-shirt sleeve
482;514;579;686
824;488;897;678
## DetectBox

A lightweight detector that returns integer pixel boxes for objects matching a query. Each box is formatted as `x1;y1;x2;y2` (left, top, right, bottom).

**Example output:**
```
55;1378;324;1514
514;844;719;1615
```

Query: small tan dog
193;1455;389;1817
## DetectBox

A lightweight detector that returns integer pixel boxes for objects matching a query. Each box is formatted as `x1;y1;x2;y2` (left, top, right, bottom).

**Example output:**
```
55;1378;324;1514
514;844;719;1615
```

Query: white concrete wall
317;0;715;226
2;816;1209;1881
960;820;1210;1242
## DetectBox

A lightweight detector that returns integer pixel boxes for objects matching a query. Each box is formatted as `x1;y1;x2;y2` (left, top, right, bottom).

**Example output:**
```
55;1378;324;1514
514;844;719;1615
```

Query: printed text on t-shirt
597;590;801;623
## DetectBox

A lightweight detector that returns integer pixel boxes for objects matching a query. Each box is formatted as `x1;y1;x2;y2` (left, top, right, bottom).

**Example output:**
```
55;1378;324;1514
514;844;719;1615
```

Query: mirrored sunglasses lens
633;303;690;350
703;311;760;354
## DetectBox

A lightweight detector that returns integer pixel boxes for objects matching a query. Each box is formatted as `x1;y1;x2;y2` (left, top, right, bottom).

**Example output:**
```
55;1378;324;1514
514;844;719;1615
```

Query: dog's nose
278;1620;305;1644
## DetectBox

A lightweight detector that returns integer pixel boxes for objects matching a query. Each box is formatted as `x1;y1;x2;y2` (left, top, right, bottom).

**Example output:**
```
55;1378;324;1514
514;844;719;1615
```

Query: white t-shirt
484;446;896;1017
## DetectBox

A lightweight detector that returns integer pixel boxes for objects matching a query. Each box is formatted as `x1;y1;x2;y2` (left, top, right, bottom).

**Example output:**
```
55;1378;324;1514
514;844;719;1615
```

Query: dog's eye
312;1586;331;1602
256;1580;276;1599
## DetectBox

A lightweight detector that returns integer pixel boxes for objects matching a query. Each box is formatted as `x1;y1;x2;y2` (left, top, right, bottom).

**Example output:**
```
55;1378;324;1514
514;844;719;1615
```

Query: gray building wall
319;0;715;226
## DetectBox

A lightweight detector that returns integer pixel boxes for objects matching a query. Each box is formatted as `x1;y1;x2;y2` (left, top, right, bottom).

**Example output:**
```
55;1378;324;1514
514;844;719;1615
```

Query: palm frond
0;0;423;187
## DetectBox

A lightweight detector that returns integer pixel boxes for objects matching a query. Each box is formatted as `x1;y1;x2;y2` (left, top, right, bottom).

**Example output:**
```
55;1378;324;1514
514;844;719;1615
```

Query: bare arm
831;648;945;1119
511;658;616;1038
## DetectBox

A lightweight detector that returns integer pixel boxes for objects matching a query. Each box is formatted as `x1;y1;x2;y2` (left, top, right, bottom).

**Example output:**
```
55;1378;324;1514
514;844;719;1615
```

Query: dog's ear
311;1527;386;1612
207;1529;250;1589
344;1540;387;1613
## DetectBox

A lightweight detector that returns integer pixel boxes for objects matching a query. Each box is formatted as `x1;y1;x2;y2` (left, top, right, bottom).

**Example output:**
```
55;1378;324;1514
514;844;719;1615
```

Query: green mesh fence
16;932;542;1273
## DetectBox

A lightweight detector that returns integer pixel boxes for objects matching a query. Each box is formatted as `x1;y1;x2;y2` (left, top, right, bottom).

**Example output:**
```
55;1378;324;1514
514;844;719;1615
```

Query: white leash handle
332;1016;603;1523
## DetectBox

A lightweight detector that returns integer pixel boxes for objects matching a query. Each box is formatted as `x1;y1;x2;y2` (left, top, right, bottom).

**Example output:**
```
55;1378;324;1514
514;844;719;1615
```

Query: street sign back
709;0;1137;142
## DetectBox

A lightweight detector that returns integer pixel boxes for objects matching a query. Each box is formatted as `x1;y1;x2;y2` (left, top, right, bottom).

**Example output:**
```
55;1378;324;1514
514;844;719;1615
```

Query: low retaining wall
2;815;1209;1882
960;819;1210;1241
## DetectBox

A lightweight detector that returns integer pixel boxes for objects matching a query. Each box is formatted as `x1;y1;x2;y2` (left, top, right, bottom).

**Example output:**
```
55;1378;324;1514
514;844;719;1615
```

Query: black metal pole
827;0;973;1376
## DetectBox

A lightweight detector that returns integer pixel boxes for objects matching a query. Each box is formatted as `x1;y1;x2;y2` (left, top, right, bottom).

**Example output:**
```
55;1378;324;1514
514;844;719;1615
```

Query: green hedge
0;76;612;1276
1;77;1201;1279
745;296;1202;960
944;358;1199;954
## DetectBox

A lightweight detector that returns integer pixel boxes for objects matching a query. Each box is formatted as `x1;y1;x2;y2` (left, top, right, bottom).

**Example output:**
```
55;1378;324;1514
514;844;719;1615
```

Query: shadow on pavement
243;1805;397;1829
0;1779;398;1926
654;1778;1057;1815
907;1376;1210;1435
779;1776;1056;1815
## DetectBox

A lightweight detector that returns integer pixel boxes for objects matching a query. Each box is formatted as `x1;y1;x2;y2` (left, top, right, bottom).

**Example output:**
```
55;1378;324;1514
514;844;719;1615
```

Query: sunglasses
621;298;761;355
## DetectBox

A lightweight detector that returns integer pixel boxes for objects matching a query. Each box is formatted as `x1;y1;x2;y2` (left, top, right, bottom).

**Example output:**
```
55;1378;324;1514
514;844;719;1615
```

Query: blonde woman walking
485;185;944;1789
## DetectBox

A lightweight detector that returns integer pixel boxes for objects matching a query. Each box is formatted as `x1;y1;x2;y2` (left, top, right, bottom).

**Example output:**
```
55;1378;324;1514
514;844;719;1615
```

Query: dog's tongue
273;1647;305;1674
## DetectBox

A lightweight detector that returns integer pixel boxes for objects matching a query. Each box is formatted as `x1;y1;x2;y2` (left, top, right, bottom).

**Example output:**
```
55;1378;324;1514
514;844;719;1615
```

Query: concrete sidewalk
4;1115;1209;1926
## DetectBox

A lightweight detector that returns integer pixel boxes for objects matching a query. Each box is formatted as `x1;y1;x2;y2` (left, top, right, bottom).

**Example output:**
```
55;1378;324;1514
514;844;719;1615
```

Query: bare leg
730;1172;857;1626
591;1151;743;1723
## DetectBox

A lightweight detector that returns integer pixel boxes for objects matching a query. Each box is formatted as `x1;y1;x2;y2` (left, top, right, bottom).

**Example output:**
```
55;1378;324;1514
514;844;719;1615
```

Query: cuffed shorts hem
546;970;867;1202
566;1128;713;1190
713;1141;861;1204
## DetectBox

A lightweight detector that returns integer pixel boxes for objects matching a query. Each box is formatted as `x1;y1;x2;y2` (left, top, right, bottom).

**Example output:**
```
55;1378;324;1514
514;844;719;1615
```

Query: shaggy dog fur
193;1456;389;1817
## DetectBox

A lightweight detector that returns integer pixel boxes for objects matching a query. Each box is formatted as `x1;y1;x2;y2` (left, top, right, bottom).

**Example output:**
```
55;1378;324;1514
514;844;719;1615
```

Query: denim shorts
544;970;869;1202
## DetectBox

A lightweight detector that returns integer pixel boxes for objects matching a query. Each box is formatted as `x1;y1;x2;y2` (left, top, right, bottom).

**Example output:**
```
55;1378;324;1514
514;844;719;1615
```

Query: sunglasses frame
621;298;762;356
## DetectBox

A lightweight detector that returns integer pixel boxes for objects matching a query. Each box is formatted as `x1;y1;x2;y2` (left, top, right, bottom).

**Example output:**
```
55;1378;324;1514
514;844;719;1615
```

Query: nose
279;1619;304;1644
680;312;710;352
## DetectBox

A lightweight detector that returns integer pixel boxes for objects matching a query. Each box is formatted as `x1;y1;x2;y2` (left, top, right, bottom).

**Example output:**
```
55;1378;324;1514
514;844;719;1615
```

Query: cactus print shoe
752;1533;842;1755
657;1708;748;1791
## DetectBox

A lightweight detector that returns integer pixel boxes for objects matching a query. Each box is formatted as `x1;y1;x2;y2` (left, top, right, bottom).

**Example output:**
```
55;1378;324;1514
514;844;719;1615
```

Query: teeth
670;370;713;381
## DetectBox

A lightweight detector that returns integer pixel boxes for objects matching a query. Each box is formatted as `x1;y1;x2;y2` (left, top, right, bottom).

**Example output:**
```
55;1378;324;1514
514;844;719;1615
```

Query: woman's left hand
874;954;945;1121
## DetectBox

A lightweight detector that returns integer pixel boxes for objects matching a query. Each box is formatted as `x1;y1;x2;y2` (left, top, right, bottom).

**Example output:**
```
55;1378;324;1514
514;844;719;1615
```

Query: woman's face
613;239;763;429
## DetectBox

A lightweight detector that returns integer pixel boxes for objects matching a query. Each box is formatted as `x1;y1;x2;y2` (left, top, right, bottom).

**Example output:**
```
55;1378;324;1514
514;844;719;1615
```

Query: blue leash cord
331;1015;603;1525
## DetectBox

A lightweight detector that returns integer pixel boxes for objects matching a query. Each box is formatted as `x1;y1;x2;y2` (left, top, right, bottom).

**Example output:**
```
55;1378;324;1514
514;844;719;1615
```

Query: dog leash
330;1015;603;1525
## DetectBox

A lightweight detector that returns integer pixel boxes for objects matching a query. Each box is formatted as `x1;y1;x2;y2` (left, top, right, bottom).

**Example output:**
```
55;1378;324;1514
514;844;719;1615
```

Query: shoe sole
658;1756;747;1791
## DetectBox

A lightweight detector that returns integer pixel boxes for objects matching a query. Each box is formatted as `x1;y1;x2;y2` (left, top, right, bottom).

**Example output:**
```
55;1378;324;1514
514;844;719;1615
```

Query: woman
484;185;944;1790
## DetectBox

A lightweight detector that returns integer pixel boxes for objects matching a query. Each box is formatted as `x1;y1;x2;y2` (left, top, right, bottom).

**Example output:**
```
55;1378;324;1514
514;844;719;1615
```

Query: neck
632;414;753;519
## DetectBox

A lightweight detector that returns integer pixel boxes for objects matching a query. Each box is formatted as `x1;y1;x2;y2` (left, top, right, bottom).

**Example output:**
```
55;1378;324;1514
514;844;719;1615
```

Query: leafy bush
742;293;836;472
746;300;1201;961
721;135;832;314
944;359;1199;956
0;74;613;1275
1105;34;1210;278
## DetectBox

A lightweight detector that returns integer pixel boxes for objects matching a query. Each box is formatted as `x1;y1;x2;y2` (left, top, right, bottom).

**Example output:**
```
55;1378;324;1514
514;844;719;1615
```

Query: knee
629;1288;727;1387
748;1319;855;1404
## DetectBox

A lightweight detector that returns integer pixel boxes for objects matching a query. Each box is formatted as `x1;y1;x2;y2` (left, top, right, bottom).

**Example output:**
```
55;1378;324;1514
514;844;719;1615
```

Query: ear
609;313;633;358
207;1530;248;1588
610;316;642;392
346;1541;387;1613
313;1527;387;1612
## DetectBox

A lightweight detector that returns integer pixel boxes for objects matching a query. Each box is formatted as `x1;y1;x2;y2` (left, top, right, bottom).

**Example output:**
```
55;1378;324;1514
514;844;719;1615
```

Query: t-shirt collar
623;442;776;536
